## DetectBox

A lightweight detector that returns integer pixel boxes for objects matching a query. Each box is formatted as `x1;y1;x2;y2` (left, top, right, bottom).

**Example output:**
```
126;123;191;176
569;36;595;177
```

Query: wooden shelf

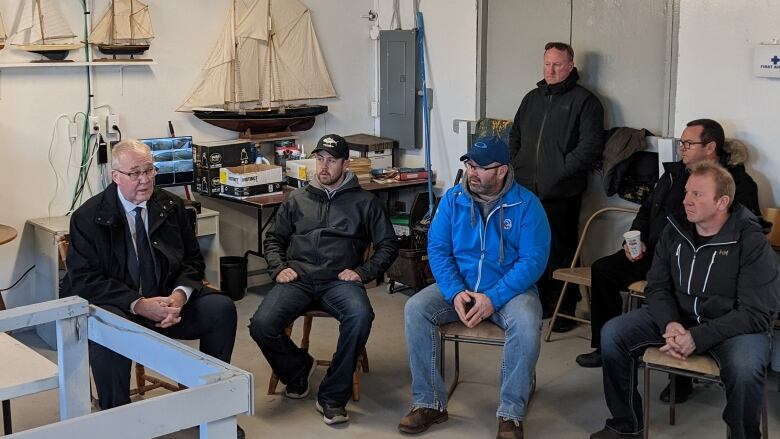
0;60;156;68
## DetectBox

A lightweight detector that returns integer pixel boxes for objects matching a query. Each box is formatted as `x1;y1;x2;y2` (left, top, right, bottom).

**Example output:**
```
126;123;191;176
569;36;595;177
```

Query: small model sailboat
0;12;6;50
179;0;337;135
9;0;84;61
89;0;153;59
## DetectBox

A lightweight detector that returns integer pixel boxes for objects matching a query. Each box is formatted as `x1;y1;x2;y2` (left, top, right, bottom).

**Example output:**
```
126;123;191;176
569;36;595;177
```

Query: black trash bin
220;256;247;301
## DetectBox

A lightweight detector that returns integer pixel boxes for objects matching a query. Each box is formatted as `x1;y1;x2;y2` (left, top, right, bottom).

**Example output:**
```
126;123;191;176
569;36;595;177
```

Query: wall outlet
107;114;120;137
89;115;101;135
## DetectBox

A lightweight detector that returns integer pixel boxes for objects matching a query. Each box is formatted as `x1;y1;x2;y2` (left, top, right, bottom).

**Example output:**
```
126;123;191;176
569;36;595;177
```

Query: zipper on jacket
702;251;717;293
686;254;696;295
533;95;552;193
473;200;522;293
675;244;682;286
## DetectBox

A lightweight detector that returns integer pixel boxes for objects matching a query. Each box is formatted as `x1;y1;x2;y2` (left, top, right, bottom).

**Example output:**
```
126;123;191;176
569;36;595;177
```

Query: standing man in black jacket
590;162;779;439
576;120;763;402
509;42;605;330
62;140;238;411
249;134;399;426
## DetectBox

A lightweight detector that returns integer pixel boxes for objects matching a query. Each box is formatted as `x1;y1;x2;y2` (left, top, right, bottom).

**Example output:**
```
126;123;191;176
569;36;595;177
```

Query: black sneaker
576;350;602;368
315;401;349;425
551;318;578;333
284;354;315;399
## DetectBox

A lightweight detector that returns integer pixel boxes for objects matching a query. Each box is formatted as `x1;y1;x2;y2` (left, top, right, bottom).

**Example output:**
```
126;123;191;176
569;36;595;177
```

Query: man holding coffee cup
577;119;762;401
590;161;779;439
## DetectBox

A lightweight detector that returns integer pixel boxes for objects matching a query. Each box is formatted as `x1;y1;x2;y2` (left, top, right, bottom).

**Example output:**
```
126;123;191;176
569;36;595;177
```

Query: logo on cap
475;141;488;149
322;137;338;147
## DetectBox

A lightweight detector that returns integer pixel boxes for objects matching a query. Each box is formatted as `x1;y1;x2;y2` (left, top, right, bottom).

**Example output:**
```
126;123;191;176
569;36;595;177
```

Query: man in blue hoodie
398;137;551;439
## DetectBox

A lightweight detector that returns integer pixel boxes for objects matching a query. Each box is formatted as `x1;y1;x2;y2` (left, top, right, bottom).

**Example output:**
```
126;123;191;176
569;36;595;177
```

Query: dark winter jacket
508;68;605;199
630;161;761;258
264;173;399;283
62;184;205;311
646;204;780;353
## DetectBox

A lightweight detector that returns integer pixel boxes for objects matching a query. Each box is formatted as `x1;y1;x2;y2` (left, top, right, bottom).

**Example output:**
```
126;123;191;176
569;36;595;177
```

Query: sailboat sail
179;0;336;111
89;0;153;46
9;0;80;45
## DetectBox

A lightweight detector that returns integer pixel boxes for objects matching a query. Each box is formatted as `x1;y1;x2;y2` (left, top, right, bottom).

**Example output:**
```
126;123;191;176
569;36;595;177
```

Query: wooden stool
267;310;369;401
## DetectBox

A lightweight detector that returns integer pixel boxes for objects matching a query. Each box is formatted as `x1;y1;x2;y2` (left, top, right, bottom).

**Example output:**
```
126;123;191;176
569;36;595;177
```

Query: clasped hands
659;321;696;360
454;290;495;328
275;267;362;283
133;290;187;328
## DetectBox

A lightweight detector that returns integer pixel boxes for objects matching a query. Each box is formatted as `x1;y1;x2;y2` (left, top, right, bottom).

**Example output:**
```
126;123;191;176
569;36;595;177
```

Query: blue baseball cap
459;136;510;166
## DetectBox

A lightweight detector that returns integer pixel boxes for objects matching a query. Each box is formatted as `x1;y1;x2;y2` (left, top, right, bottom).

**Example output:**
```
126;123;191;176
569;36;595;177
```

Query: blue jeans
404;284;542;421
248;279;374;407
601;307;771;439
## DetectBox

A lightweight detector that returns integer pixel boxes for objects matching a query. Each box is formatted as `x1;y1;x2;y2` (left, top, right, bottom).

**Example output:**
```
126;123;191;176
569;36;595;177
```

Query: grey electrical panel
379;29;420;149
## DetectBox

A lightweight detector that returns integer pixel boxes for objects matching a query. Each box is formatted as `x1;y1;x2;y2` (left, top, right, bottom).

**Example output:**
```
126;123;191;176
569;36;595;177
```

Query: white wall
675;0;780;208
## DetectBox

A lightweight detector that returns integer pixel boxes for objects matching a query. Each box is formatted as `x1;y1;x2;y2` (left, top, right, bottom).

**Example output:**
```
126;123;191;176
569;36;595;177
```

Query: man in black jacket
590;162;779;439
249;134;399;425
508;42;605;329
577;119;763;393
62;140;238;411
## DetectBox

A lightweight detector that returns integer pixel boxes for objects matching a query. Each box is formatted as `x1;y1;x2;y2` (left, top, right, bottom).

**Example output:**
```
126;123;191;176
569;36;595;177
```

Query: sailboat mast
129;0;134;45
109;1;115;45
229;0;239;109
36;0;45;44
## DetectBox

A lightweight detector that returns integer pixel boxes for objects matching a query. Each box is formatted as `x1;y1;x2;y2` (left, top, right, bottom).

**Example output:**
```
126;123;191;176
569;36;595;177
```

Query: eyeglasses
678;139;708;150
464;161;504;172
114;166;158;181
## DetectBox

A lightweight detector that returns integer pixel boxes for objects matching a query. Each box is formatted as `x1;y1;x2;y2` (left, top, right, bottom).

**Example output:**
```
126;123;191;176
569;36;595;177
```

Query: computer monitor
139;136;194;187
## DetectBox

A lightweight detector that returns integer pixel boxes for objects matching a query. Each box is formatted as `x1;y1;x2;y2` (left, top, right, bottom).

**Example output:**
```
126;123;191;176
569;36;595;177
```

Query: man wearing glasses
62;140;238;420
508;41;605;332
399;137;550;439
577;119;762;403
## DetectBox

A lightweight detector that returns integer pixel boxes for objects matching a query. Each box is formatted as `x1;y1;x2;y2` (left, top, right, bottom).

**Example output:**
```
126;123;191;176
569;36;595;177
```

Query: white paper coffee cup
624;230;642;258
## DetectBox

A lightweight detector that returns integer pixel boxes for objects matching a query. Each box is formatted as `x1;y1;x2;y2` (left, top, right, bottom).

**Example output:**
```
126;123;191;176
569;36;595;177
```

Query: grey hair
111;139;151;169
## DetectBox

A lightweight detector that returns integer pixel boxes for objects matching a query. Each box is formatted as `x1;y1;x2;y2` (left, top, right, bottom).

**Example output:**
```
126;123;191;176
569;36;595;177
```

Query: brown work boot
497;417;524;439
398;407;448;434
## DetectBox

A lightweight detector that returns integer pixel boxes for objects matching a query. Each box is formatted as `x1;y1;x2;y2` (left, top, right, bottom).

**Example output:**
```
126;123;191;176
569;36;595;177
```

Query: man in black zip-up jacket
249;134;398;425
591;162;779;439
508;42;605;325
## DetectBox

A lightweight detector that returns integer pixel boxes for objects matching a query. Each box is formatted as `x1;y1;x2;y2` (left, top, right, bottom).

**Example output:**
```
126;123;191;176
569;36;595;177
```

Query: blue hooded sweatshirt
428;179;551;310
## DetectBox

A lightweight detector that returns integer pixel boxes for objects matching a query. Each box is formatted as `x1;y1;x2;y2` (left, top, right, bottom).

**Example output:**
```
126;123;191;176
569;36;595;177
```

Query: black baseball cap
312;134;350;159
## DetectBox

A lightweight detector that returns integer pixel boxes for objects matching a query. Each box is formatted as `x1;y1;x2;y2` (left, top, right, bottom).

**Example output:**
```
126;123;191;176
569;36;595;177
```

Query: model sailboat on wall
179;0;337;134
8;0;84;61
0;12;6;50
89;0;153;59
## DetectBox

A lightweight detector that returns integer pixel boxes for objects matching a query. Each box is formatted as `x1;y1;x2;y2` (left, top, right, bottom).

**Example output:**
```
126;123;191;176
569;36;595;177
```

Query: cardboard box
220;164;283;187
221;182;283;197
194;168;222;195
285;159;316;181
349;149;393;170
344;133;397;152
194;139;253;169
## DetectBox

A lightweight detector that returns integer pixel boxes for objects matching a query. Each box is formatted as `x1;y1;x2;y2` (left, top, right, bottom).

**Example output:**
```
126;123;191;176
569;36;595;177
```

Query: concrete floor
6;284;780;438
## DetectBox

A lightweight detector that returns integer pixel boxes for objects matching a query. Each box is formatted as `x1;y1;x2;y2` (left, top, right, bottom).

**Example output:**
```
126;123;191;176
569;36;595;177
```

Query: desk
26;208;221;348
215;179;429;261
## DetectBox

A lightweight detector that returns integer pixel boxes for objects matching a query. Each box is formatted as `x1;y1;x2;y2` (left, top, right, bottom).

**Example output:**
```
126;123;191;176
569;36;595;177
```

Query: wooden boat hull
15;43;84;60
97;43;150;56
192;105;328;134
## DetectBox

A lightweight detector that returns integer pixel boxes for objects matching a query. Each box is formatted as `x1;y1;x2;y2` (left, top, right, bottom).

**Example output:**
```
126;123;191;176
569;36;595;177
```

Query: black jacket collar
536;67;580;95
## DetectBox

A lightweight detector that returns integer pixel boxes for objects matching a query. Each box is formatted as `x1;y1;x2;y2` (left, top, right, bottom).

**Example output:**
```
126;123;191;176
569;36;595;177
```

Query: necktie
134;207;159;296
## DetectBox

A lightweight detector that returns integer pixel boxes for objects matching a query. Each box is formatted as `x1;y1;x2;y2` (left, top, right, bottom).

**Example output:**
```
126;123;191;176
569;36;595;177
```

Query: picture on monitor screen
139;136;194;187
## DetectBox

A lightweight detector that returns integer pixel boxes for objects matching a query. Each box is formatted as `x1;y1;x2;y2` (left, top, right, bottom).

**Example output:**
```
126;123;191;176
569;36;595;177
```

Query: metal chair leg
545;281;571;341
2;399;11;435
644;366;650;439
669;375;676;425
